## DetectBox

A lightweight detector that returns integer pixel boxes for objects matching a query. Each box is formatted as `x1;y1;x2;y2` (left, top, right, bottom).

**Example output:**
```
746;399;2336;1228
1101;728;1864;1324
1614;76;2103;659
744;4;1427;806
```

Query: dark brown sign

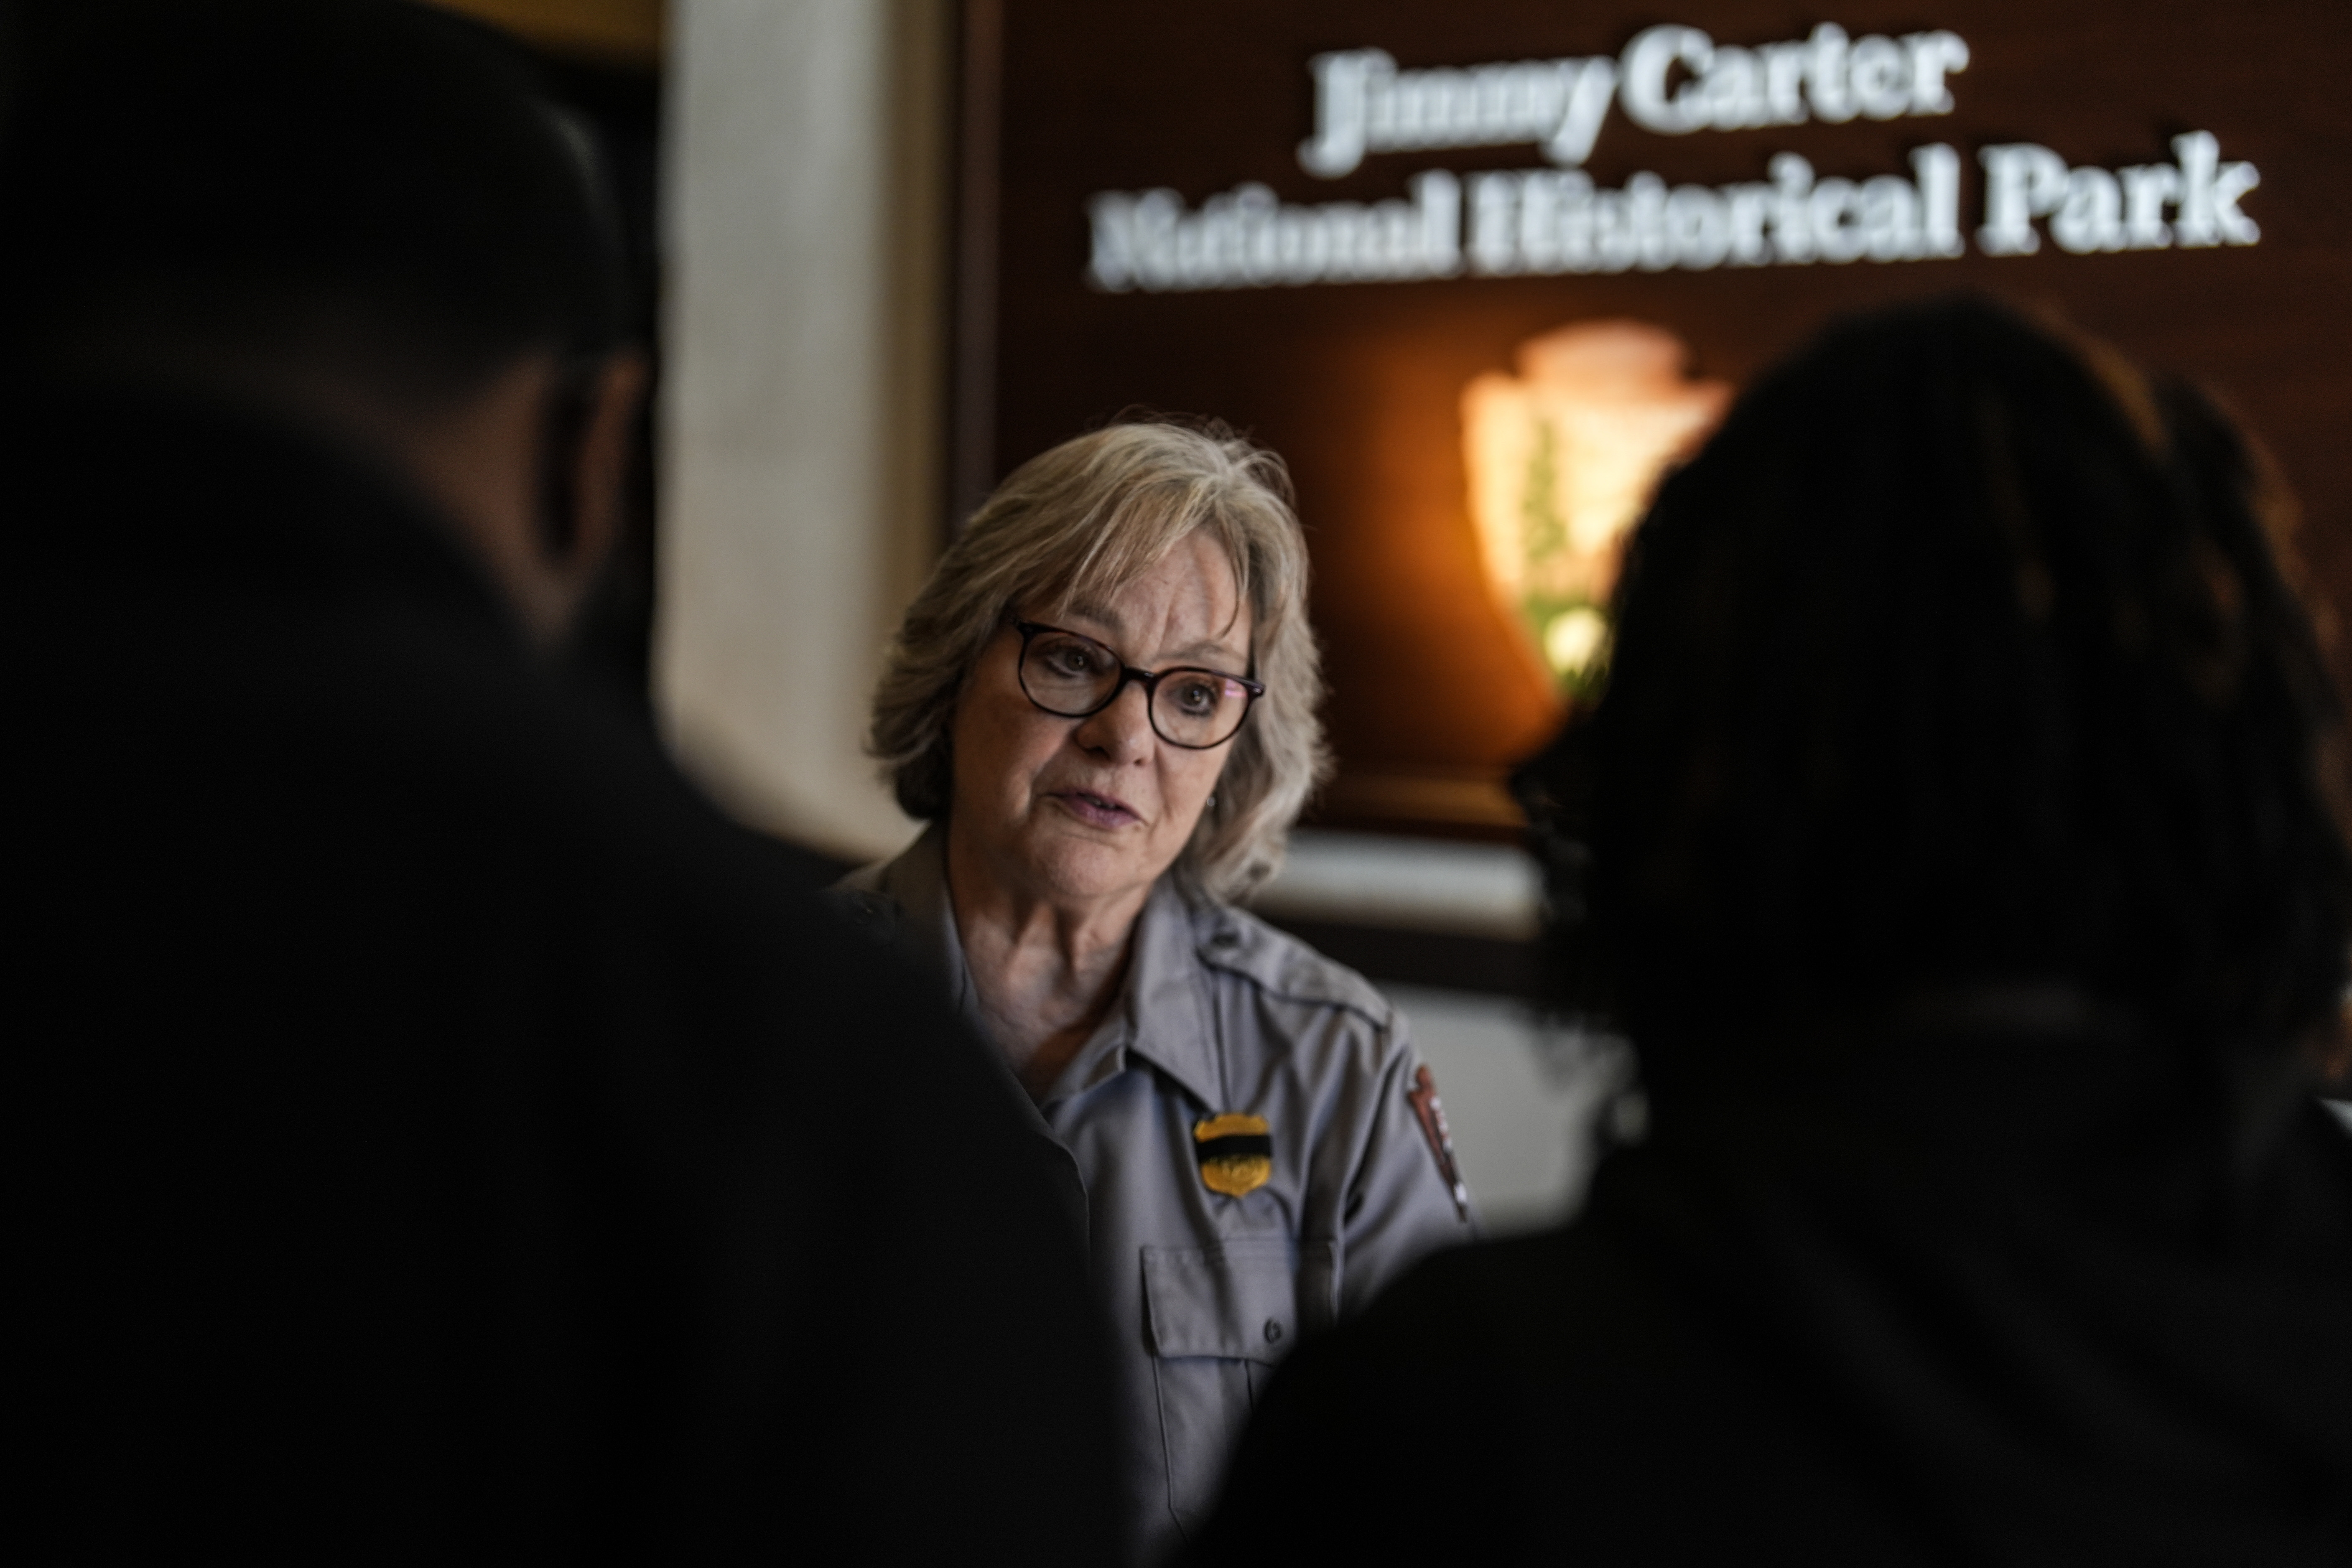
961;0;2352;834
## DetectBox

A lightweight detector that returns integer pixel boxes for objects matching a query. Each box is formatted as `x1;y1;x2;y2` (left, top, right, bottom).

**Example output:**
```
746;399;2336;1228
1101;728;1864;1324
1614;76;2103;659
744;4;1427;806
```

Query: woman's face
950;532;1252;911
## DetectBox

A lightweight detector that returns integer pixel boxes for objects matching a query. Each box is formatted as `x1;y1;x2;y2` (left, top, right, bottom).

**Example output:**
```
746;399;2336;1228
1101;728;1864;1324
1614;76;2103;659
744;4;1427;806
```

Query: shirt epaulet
1190;903;1395;1028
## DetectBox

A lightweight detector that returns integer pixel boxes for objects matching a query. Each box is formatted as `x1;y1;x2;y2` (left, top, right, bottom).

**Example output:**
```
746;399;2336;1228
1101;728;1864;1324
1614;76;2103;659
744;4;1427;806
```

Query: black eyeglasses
1013;620;1264;750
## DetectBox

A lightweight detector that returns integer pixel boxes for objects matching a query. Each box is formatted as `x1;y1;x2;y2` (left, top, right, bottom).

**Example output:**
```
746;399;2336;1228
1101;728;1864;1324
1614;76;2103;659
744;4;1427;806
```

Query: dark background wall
964;0;2352;835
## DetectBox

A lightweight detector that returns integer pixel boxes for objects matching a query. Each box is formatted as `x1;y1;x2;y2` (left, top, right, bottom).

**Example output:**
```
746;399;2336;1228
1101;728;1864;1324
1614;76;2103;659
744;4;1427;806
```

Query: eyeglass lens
1020;627;1252;748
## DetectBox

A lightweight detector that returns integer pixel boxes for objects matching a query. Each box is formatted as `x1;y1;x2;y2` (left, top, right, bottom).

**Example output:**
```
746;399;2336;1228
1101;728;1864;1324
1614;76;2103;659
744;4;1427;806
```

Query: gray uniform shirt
834;827;1476;1562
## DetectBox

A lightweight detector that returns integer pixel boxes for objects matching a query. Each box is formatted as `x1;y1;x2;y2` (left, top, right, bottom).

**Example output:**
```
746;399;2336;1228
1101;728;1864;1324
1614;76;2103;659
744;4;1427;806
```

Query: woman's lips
1048;789;1140;828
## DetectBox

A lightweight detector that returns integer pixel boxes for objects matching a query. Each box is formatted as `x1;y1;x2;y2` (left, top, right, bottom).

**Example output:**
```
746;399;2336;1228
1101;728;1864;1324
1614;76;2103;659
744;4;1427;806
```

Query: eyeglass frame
1010;619;1266;750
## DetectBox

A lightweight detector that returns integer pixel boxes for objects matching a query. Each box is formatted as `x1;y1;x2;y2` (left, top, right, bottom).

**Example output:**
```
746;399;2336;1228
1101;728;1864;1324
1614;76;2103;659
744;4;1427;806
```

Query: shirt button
1264;1319;1284;1344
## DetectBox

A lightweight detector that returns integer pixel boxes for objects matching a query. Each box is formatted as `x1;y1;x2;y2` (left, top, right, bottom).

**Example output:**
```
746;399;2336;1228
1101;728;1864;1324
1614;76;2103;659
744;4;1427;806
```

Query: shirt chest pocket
1140;1237;1299;1540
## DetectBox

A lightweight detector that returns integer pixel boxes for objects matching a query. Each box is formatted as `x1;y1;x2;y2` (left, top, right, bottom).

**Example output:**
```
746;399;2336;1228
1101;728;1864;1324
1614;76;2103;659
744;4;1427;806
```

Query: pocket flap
1142;1237;1298;1364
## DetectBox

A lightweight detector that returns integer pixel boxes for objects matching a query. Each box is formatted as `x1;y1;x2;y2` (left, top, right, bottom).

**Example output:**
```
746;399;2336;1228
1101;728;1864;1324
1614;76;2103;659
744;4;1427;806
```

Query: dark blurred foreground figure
5;3;1115;1558
1193;299;2352;1565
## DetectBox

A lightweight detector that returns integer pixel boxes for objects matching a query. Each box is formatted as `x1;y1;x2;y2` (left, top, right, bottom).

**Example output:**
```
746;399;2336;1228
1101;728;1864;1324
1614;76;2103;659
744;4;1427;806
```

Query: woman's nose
1073;681;1153;760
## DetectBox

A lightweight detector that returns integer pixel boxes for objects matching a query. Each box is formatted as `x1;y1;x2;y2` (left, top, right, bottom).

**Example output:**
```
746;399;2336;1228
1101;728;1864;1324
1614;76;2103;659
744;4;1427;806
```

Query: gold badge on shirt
1193;1112;1272;1197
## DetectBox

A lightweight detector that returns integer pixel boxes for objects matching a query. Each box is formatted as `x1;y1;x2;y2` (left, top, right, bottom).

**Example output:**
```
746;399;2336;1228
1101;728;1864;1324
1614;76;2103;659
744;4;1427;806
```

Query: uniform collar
863;822;981;1023
868;825;1225;1111
1058;873;1223;1111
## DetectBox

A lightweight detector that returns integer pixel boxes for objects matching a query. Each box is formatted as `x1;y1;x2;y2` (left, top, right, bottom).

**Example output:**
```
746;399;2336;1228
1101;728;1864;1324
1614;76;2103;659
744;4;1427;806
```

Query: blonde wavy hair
869;421;1327;900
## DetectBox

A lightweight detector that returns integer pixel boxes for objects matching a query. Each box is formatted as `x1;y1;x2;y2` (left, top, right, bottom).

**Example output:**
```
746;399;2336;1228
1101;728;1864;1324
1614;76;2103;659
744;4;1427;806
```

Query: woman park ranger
834;421;1476;1559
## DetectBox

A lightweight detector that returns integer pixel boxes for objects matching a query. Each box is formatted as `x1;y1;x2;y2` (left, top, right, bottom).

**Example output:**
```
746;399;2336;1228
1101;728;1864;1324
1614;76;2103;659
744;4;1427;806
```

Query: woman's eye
1172;678;1220;713
1043;641;1098;674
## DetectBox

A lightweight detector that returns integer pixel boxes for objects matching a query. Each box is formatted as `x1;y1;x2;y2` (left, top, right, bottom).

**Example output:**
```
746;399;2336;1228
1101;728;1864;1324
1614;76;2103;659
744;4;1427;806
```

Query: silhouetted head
0;0;644;641
1529;297;2349;1105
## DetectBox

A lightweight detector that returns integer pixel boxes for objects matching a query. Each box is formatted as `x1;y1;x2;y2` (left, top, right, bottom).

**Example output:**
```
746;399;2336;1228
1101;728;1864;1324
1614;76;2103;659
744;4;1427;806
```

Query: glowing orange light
1463;320;1732;693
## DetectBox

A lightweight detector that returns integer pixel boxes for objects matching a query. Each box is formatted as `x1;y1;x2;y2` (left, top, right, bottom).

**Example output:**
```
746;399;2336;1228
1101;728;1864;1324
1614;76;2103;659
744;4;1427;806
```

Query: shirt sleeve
1334;1012;1480;1316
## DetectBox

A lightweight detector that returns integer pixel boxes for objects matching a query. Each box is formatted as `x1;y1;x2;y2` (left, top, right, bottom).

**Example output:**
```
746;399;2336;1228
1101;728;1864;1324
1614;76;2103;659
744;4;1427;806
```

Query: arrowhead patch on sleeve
1407;1065;1472;1220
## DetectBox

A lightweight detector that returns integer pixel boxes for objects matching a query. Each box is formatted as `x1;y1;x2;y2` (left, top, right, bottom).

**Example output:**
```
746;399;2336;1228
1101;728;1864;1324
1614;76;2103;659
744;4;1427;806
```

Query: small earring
1207;794;1218;807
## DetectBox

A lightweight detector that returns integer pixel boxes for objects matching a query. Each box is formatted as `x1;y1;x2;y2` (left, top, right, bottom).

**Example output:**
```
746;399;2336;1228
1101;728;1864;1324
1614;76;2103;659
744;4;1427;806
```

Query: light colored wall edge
653;0;949;864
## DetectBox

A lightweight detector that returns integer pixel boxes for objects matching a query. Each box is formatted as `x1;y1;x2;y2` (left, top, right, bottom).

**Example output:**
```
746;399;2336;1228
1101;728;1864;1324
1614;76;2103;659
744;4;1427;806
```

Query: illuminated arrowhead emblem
1462;320;1731;700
